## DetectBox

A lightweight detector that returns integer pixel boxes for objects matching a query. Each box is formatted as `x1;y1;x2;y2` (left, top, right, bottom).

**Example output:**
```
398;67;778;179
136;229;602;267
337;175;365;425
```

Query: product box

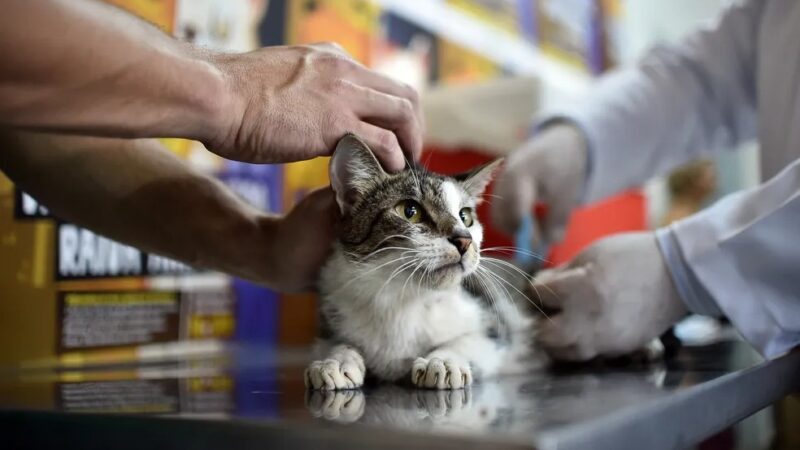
0;179;237;367
532;0;605;74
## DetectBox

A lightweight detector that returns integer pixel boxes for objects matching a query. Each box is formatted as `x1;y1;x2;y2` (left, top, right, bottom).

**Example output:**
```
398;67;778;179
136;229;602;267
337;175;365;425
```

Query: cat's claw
411;357;472;389
305;358;365;390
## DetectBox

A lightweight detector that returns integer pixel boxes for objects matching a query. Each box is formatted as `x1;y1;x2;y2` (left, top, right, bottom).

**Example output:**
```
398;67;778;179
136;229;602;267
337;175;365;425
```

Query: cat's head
330;133;501;289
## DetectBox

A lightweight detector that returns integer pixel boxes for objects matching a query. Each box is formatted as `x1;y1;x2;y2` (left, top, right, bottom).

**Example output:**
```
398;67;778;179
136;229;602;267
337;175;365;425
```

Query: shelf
376;0;592;98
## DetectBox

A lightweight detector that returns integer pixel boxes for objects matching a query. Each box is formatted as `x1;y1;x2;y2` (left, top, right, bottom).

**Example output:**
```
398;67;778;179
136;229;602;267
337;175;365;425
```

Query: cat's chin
426;262;468;289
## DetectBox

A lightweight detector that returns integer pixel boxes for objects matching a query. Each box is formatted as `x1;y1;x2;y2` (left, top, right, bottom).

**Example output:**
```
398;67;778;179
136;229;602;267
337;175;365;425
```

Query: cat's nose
448;235;472;255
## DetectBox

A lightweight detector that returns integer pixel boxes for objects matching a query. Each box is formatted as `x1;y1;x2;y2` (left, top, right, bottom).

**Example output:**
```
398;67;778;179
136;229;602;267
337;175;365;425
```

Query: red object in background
548;191;646;266
423;147;647;267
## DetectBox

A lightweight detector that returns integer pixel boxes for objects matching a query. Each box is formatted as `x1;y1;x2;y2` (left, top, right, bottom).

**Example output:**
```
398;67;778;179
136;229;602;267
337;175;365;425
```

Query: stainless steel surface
1;339;798;449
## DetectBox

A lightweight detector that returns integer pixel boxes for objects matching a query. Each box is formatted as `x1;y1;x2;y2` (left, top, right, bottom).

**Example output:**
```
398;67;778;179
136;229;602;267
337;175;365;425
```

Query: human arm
531;160;800;361
493;0;764;239
0;0;421;171
0;130;338;292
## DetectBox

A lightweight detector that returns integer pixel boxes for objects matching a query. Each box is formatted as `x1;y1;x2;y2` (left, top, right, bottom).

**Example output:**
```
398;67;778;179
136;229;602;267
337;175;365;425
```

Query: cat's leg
305;343;366;390
411;334;501;390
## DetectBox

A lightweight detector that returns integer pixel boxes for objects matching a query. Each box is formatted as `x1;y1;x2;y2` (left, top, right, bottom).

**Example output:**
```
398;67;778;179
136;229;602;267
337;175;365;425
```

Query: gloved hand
531;231;687;361
491;123;588;244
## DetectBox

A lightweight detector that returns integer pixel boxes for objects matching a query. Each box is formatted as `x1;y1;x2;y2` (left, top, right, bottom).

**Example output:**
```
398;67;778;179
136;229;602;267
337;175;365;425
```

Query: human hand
491;123;587;244
204;43;422;171
261;187;340;292
530;232;687;361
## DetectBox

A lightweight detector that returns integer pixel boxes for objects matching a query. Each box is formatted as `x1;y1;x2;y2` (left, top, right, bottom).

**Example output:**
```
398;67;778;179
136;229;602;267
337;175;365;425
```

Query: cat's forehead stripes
340;167;474;255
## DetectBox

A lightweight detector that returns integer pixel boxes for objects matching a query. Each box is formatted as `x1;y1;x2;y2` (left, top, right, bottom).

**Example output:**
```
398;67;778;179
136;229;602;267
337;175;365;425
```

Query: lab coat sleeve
657;158;800;359
543;0;764;204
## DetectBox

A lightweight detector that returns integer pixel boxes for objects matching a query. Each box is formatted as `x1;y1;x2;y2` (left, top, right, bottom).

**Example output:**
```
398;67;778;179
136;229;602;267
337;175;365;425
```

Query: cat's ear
330;133;388;212
454;158;504;199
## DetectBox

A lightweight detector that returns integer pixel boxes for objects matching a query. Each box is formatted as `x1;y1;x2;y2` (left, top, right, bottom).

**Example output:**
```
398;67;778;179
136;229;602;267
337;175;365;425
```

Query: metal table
1;339;798;450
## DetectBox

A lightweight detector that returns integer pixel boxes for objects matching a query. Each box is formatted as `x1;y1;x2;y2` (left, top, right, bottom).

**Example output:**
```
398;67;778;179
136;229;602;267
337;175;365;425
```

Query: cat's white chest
415;290;485;345
327;285;485;380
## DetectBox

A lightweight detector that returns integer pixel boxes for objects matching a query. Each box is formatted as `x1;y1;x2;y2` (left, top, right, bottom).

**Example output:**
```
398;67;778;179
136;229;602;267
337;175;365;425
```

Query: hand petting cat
205;42;423;172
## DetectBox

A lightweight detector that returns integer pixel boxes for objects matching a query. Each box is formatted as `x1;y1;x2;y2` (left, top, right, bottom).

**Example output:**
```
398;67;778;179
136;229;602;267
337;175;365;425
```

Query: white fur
441;181;462;219
311;240;543;389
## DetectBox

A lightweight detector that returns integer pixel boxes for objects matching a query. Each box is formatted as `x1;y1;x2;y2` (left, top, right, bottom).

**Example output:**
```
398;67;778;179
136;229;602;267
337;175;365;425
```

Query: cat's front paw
305;358;365;390
411;357;472;389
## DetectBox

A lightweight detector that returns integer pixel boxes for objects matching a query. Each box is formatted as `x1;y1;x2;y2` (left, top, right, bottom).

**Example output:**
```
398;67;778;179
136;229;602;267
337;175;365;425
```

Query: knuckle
294;44;316;56
320;41;346;53
320;53;355;73
404;84;420;104
329;77;350;95
375;130;398;150
397;98;414;117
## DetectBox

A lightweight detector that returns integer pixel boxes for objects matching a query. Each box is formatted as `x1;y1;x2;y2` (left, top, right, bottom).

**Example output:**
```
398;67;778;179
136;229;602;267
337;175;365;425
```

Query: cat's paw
305;389;365;423
411;357;472;389
305;358;365;390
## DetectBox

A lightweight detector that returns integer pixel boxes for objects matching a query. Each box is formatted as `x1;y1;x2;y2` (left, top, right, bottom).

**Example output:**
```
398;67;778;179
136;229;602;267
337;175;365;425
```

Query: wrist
176;45;237;149
528;123;588;206
197;205;279;287
654;228;720;318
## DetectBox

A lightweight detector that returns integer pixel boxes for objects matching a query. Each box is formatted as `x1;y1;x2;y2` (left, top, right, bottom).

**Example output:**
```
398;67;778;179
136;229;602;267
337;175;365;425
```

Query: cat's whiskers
471;269;503;325
475;266;514;316
329;252;419;296
479;259;553;323
479;249;560;302
348;243;421;263
480;246;550;264
401;259;427;300
479;258;536;316
377;258;421;299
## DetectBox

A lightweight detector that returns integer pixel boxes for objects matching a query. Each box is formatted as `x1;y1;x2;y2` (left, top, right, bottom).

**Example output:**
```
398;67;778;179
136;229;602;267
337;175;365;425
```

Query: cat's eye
459;207;474;227
395;200;423;223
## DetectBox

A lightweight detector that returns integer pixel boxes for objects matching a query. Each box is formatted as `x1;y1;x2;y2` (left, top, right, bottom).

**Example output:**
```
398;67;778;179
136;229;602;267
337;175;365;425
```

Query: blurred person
493;0;800;361
0;0;423;291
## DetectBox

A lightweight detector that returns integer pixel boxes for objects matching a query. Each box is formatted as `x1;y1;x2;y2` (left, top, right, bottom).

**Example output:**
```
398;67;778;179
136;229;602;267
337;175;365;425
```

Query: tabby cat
305;134;546;390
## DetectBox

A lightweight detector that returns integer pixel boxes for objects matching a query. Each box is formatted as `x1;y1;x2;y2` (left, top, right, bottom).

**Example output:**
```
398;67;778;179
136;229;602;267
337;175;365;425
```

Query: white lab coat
549;0;800;358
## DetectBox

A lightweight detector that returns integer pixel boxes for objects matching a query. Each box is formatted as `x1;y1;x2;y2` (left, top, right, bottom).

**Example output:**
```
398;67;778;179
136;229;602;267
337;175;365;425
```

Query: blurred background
0;1;794;447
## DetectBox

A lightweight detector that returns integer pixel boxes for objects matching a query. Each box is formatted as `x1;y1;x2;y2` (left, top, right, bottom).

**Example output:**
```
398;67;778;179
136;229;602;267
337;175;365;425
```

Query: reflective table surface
1;338;798;450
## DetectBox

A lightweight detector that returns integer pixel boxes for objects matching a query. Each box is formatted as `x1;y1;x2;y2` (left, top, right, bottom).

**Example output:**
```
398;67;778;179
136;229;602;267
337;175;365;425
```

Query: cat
304;133;547;391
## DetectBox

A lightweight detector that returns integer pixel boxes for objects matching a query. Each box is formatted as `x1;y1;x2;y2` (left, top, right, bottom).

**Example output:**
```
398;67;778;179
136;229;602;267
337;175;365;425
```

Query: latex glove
261;187;341;292
531;232;687;361
207;42;422;171
491;123;588;244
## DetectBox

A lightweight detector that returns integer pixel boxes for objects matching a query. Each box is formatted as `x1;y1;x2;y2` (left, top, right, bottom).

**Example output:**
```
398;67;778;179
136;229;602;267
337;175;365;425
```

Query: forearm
0;130;279;285
543;0;762;203
0;0;226;143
